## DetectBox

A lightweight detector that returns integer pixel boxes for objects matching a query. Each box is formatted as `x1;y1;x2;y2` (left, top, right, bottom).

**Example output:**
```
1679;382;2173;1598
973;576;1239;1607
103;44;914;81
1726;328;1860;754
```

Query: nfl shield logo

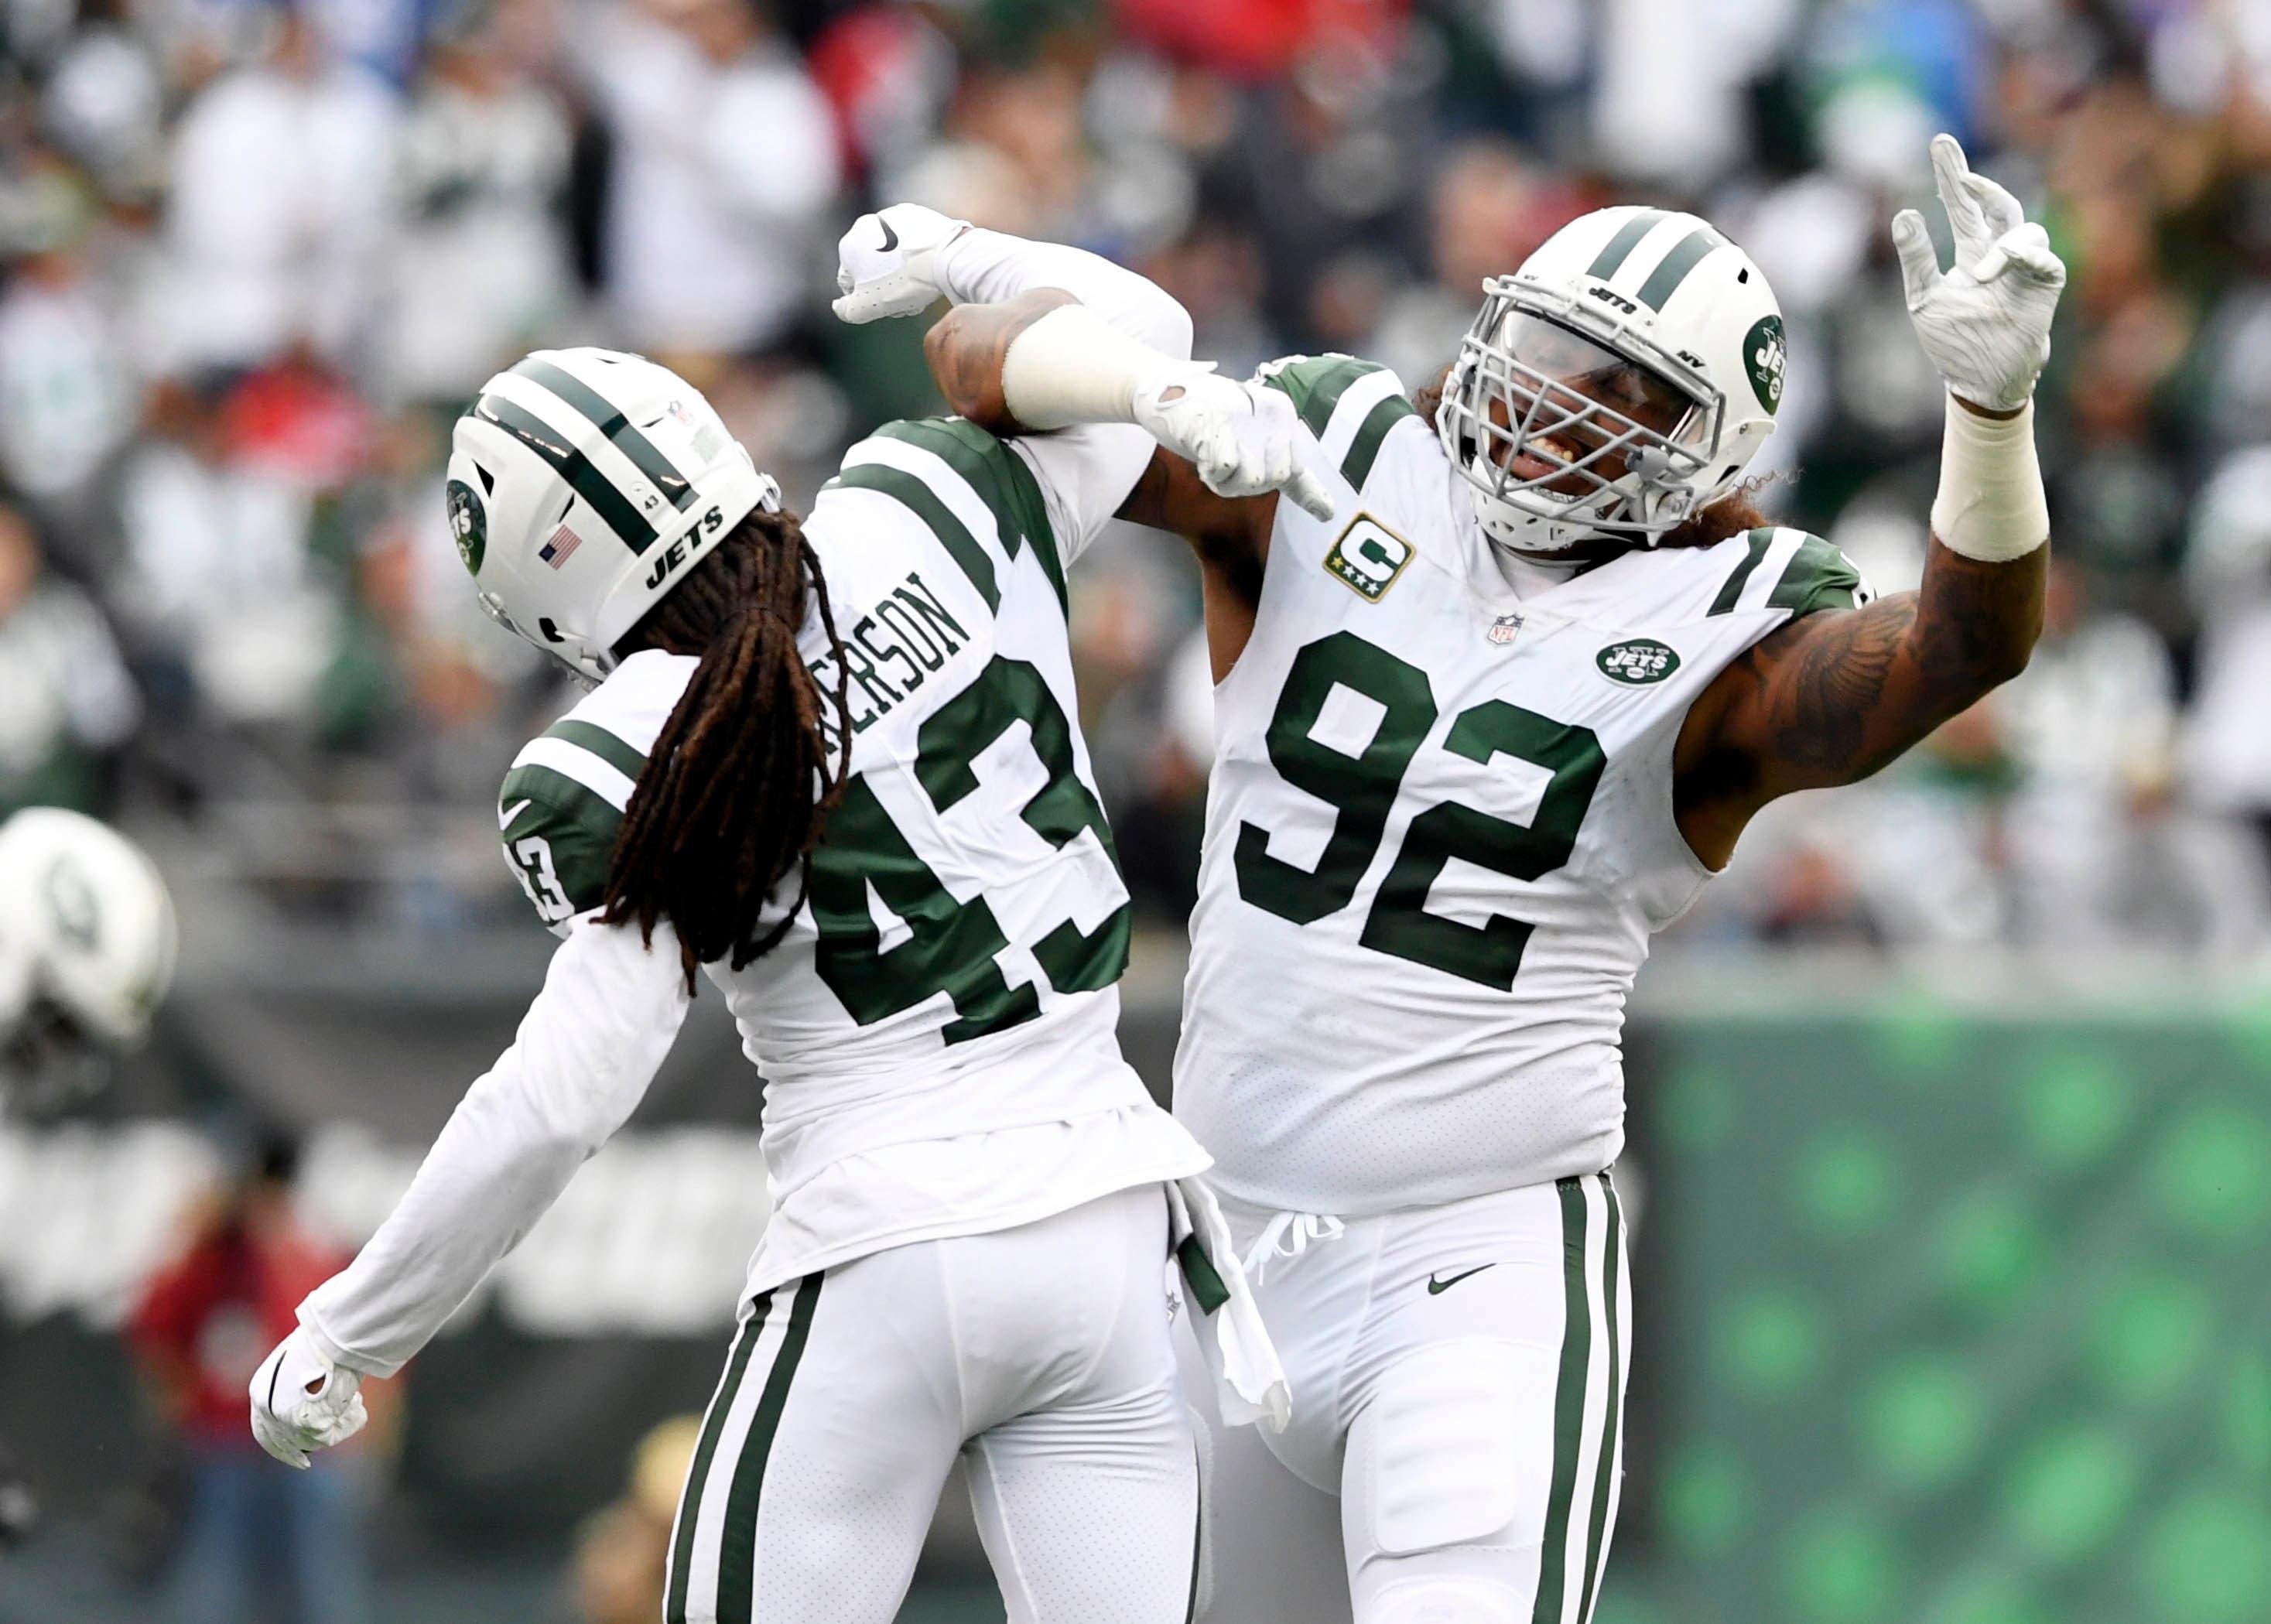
1487;612;1524;646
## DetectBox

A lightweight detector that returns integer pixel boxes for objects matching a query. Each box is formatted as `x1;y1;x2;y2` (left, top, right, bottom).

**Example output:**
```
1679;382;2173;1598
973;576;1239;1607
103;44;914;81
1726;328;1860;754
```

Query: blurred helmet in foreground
0;809;179;1111
1437;205;1785;556
446;349;782;683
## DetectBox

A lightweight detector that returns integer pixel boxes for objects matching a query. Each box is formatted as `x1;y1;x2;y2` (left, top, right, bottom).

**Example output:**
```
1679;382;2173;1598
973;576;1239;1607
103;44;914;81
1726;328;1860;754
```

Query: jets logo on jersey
1325;516;1414;603
1596;638;1681;685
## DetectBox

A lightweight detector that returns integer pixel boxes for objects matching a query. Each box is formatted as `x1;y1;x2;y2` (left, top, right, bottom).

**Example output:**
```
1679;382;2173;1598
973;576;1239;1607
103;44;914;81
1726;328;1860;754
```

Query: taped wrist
999;303;1192;430
1931;395;2050;562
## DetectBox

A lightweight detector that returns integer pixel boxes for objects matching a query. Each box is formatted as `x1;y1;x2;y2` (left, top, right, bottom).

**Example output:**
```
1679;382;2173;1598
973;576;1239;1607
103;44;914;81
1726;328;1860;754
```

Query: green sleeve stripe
1707;528;1777;616
1767;534;1863;616
546;719;648;784
508;358;697;514
498;764;622;911
824;463;1000;611
474;395;655;552
1262;357;1383;439
1341;394;1418;490
1634;226;1725;312
874;419;1066;614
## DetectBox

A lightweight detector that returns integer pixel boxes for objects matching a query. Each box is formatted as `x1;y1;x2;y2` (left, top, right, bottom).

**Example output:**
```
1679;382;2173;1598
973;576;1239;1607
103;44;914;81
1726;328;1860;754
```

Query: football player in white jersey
850;135;2064;1624
245;224;1301;1624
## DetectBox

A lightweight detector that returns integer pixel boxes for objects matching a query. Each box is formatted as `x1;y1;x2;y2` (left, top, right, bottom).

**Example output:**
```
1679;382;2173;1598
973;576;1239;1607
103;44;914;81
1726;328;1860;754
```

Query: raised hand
1890;134;2067;413
1134;373;1336;523
831;204;970;324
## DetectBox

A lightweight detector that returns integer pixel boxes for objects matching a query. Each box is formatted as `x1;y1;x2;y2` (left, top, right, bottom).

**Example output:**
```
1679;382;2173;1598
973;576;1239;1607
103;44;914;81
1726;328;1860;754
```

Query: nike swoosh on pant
1427;1265;1495;1295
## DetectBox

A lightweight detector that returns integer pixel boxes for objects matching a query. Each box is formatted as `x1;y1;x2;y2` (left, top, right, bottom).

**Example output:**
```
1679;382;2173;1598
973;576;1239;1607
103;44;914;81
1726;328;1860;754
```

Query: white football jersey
1174;357;1868;1215
498;414;1207;1288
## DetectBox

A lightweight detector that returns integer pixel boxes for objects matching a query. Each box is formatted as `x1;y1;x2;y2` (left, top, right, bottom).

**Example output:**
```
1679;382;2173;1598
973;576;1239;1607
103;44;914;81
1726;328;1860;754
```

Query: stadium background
2;0;2269;1619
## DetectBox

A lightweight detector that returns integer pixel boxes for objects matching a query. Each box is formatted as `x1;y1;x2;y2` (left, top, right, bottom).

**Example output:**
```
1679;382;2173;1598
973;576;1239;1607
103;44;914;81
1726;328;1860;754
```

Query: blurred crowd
4;0;2271;952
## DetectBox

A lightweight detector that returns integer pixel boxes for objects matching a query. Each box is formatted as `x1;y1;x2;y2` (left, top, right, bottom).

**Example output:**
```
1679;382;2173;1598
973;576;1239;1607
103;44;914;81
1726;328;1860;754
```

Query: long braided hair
599;508;853;990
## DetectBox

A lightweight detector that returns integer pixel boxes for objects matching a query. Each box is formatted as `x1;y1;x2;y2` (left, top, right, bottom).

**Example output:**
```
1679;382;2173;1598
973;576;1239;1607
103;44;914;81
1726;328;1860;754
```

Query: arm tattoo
1697;538;2044;811
1773;593;1917;775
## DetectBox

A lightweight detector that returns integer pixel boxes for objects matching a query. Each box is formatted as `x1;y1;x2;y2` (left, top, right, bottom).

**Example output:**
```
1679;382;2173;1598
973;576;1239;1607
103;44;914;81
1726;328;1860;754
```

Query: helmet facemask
1439;276;1726;556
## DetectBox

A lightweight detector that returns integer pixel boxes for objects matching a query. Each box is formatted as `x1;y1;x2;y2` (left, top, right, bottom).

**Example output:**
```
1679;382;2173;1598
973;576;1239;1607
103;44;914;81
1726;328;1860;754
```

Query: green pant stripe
876;419;1066;614
827;464;1000;611
1585;210;1665;282
665;1294;772;1624
1342;395;1417;490
476;395;656;552
1707;528;1777;615
716;1272;825;1624
1634;227;1723;312
1184;1441;1203;1624
509;357;698;514
546;719;648;784
1575;1177;1624;1624
1532;1175;1592;1624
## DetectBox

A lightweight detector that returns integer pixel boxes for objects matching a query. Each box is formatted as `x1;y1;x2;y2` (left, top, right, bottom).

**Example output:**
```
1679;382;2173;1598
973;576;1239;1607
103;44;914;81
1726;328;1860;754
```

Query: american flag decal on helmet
538;524;583;569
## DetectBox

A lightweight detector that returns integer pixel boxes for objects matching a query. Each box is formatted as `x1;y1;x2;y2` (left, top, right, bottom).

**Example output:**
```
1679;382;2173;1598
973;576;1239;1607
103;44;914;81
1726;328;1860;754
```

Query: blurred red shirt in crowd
128;1148;349;1451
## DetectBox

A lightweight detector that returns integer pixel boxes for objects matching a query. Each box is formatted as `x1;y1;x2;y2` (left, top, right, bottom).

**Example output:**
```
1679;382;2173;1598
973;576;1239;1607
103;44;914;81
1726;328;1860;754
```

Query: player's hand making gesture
1892;134;2067;415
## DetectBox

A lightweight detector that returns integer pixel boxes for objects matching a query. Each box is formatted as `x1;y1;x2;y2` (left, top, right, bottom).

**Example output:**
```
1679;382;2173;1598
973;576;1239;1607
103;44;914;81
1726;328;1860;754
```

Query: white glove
832;203;970;324
249;1327;368;1469
1134;371;1336;523
1891;134;2067;413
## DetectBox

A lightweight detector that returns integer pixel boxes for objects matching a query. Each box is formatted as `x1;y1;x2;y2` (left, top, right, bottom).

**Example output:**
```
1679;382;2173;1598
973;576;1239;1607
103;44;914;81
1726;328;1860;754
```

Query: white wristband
1000;303;1194;430
1930;395;2050;562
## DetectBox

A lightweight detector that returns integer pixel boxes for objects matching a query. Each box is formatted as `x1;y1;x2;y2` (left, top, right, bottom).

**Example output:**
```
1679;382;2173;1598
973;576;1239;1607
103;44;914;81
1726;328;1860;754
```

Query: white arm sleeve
296;915;693;1376
934;229;1195;561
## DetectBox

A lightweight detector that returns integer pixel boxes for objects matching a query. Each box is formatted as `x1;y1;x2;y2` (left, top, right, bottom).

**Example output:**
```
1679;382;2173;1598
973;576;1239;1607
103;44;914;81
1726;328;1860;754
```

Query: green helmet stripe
476;395;657;553
1585;209;1667;281
1634;226;1725;311
509;358;699;515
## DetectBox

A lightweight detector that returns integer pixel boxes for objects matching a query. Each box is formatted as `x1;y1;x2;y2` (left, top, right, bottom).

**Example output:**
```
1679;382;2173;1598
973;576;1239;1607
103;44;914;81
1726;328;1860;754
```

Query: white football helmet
1436;205;1787;556
445;349;783;682
0;809;179;1109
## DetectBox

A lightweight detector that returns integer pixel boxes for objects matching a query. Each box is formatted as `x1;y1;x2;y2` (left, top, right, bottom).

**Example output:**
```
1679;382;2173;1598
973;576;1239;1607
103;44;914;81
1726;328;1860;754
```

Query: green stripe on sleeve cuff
1262;356;1384;440
546;718;649;783
1767;534;1864;616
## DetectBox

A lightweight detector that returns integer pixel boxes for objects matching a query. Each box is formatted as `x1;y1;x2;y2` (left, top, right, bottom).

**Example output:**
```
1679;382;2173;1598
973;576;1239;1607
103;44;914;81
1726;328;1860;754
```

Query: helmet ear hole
475;464;495;495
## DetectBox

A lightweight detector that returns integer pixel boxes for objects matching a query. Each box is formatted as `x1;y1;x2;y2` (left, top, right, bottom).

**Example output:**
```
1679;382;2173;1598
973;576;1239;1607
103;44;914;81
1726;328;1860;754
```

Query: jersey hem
739;1147;1212;1301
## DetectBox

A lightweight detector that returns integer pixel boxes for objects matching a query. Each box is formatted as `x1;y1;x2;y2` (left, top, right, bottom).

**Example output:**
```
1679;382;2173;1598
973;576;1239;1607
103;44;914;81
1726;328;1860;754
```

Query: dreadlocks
599;508;853;991
1411;364;1780;549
